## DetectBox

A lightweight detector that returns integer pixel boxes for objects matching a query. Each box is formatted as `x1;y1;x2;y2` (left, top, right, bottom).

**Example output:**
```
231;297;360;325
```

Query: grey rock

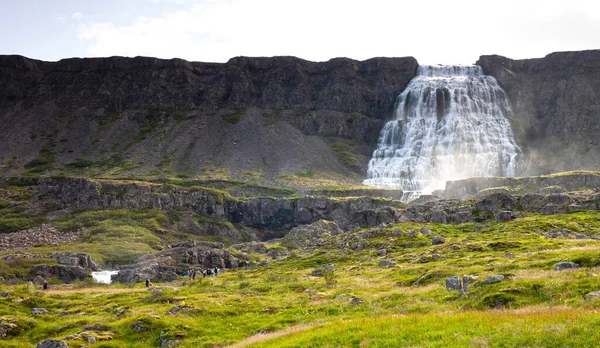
87;336;97;344
461;275;477;294
0;291;11;297
584;290;600;301
36;340;69;348
161;339;179;348
432;236;445;245
420;228;433;236
32;308;48;315
30;264;90;283
377;260;395;267
167;306;187;316
481;275;505;285
133;321;145;333
504;252;516;258
312;264;334;276
377;249;387;257
349;297;363;305
554;261;579;271
496;210;516;223
446;276;461;291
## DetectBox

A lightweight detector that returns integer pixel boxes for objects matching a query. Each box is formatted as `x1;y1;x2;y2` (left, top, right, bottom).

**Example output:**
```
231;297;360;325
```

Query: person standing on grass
42;279;48;290
145;278;150;287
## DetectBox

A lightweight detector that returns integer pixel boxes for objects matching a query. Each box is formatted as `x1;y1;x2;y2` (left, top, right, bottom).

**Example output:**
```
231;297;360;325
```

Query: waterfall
363;65;520;200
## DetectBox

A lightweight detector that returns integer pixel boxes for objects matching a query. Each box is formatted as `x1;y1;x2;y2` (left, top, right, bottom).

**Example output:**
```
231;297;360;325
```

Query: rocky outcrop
444;171;600;199
112;240;237;283
478;51;600;174
30;252;99;283
31;177;403;231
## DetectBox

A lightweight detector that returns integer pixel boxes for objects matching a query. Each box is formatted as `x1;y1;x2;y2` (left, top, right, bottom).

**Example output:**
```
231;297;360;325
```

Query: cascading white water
363;65;520;201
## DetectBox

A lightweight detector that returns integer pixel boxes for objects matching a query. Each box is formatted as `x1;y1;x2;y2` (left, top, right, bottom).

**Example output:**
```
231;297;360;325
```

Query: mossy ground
1;211;600;346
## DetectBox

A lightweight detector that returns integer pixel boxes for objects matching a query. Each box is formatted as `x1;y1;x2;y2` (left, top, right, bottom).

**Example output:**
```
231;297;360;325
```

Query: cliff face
478;50;600;174
0;55;418;181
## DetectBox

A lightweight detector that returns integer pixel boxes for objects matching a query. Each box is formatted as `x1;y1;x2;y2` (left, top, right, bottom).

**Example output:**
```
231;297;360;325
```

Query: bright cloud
74;0;600;64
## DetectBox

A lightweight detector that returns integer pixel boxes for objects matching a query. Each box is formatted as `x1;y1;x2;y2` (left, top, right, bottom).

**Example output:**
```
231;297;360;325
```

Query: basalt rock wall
478;50;600;174
19;177;402;231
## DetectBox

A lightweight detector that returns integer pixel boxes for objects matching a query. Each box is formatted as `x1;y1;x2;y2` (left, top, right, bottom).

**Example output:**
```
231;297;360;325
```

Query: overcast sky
1;0;599;64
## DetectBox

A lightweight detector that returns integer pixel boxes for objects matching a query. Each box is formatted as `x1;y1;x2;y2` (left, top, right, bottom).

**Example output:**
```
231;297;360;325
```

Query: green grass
328;141;365;172
23;146;55;174
3;188;600;346
253;308;600;347
223;109;245;125
0;185;46;233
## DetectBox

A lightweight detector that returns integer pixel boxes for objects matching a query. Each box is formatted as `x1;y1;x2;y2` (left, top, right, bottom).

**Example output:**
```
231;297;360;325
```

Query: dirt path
227;324;315;348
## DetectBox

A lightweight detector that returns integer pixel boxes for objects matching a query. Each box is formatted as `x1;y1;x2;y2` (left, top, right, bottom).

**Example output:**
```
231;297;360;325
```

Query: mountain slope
0;55;418;185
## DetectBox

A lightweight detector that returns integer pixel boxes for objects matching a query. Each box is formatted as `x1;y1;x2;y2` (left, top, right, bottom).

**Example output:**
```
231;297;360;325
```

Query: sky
1;0;599;65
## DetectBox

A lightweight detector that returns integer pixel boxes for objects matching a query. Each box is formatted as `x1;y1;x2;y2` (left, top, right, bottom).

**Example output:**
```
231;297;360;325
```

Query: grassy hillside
1;211;600;346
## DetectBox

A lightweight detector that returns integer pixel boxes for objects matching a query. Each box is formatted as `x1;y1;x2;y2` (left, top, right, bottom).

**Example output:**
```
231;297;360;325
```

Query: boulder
377;260;395;267
445;276;461;291
420;228;433;236
349;297;363;305
477;193;517;214
496;211;516;222
36;340;69;348
481;275;504;285
461;275;477;294
32;308;49;315
405;230;418;238
52;253;99;270
33;275;45;285
432;236;445;245
554;261;579;271
585;290;600;301
312;264;335;277
377;249;387;257
133;321;145;333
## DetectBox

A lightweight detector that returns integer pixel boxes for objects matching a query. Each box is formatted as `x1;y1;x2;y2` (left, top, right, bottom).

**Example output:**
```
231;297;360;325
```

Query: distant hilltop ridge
0;50;599;181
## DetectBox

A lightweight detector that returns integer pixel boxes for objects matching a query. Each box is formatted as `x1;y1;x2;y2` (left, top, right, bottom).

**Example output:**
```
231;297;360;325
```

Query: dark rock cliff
0;55;418;180
0;55;418;117
478;50;600;174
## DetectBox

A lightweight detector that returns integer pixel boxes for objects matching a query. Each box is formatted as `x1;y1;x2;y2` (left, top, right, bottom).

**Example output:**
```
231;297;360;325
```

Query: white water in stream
364;65;520;201
92;271;119;284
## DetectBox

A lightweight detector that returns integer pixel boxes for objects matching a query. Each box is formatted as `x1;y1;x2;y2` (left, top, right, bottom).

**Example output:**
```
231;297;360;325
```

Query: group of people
182;267;223;279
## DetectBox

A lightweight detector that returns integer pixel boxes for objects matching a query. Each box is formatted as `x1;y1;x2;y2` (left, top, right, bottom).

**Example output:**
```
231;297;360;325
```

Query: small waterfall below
363;65;520;200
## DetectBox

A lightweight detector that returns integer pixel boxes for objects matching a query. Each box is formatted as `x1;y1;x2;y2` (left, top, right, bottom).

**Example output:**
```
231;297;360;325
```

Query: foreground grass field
250;307;600;347
2;206;600;346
